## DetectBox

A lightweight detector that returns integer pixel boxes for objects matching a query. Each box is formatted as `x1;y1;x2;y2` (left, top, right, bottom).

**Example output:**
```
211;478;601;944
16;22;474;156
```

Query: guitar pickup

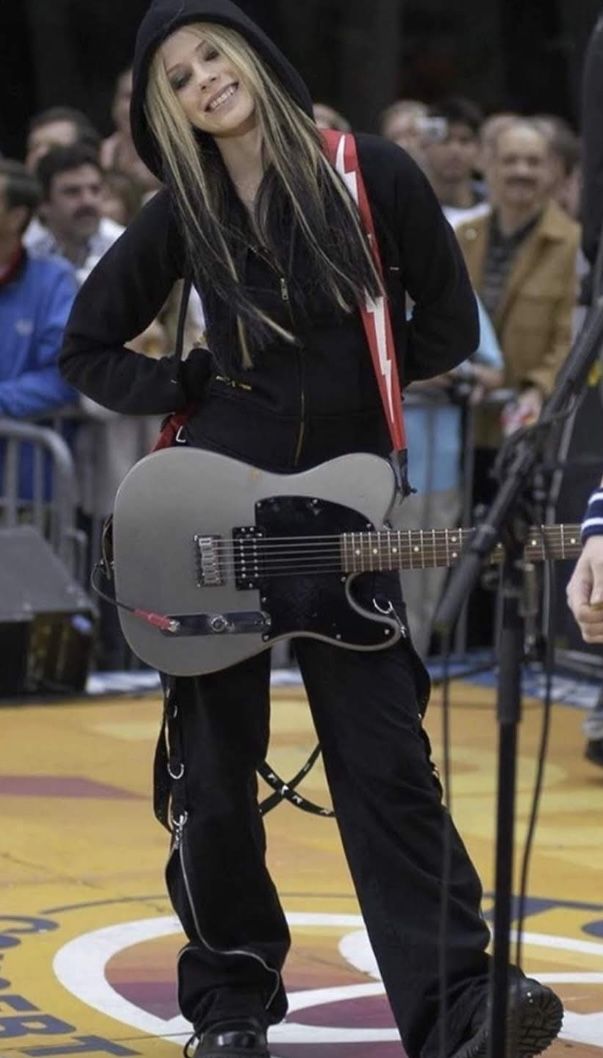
194;534;224;587
233;525;264;590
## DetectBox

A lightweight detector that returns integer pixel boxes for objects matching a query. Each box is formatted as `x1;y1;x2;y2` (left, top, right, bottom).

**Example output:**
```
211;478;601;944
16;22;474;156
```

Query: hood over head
131;0;314;177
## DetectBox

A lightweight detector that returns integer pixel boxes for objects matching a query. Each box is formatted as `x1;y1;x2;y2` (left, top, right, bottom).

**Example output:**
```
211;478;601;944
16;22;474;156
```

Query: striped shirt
480;211;541;320
581;488;603;542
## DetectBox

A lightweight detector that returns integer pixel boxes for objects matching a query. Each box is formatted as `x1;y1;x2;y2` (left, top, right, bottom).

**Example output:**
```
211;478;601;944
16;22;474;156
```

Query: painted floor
1;675;603;1057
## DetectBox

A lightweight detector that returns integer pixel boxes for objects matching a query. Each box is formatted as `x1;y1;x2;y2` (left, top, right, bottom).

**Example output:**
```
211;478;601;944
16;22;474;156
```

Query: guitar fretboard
340;524;582;573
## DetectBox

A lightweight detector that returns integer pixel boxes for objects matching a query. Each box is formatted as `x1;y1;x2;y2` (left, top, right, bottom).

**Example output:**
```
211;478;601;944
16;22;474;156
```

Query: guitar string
194;563;455;580
192;550;574;580
196;539;570;562
191;539;575;569
186;529;579;581
193;526;573;553
192;533;573;563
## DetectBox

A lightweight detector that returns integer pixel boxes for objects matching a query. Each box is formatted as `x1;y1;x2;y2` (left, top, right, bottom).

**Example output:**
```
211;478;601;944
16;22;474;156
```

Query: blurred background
2;0;603;713
1;0;602;158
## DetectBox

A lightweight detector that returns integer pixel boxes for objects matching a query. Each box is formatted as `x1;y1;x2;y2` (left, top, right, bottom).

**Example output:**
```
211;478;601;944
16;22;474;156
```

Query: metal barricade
0;416;87;582
400;386;514;656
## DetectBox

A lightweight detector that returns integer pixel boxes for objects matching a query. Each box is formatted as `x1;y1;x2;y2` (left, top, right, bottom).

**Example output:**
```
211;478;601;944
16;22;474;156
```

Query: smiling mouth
206;83;238;113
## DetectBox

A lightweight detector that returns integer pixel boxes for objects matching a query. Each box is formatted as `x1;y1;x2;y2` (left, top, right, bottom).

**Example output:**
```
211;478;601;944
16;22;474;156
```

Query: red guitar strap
321;128;411;498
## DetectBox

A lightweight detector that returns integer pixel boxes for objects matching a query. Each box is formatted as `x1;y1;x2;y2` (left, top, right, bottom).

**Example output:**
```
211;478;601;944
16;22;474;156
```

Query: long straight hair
146;23;382;366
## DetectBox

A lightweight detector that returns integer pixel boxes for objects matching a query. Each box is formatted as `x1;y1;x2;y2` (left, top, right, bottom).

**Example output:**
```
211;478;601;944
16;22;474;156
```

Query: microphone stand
434;294;603;1058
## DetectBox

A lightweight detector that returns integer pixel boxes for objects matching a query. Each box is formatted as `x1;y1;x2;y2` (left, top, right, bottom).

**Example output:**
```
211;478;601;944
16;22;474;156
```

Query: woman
60;2;563;1056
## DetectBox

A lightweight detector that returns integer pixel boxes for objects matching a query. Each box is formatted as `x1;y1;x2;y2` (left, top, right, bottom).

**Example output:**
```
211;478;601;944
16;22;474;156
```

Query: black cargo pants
155;572;491;1058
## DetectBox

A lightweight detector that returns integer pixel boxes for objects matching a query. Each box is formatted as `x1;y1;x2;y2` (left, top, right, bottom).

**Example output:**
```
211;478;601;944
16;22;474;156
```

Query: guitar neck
341;524;582;573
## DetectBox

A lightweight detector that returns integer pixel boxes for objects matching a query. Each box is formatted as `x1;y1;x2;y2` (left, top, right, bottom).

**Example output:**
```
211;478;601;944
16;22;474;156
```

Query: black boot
585;738;603;767
185;1018;270;1058
450;977;563;1058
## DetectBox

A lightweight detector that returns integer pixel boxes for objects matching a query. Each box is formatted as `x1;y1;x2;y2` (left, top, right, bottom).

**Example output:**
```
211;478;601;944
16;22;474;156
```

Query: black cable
514;541;557;973
438;630;454;1058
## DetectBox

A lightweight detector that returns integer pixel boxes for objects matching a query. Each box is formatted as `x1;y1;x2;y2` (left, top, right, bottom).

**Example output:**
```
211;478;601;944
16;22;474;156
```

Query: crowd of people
0;51;589;668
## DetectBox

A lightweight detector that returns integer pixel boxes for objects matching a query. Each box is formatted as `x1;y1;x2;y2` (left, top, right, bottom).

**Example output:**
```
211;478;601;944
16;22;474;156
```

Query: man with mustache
24;141;165;670
26;142;124;284
455;119;579;442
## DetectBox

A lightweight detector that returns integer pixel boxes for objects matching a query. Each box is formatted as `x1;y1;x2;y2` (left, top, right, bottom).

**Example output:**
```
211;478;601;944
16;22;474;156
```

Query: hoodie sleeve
60;189;208;415
357;135;479;383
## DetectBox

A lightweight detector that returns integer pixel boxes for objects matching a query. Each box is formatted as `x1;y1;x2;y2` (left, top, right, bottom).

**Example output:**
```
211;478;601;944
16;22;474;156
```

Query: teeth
208;85;236;112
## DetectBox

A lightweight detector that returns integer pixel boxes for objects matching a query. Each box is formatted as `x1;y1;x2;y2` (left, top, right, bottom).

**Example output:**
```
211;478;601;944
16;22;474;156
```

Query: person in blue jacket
0;159;77;497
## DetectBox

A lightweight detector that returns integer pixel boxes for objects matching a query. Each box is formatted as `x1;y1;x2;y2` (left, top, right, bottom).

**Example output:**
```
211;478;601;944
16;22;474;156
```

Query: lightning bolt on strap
321;129;410;497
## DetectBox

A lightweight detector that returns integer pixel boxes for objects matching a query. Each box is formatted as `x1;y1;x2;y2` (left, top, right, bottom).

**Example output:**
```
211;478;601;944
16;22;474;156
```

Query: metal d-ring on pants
155;571;491;1058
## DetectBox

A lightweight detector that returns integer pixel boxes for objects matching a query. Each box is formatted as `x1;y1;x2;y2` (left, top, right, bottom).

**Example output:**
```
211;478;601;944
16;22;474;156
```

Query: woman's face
160;27;257;138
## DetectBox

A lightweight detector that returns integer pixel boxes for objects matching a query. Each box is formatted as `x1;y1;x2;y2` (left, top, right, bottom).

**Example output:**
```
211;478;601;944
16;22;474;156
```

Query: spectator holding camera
421;97;489;228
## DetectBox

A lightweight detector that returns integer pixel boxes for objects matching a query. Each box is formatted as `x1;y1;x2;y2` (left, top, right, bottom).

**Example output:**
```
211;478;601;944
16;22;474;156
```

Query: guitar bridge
194;535;224;587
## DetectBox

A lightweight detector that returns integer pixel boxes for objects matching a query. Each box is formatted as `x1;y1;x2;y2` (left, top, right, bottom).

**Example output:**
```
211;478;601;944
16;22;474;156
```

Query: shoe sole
194;1049;270;1057
187;1036;270;1057
452;985;564;1058
194;1044;270;1057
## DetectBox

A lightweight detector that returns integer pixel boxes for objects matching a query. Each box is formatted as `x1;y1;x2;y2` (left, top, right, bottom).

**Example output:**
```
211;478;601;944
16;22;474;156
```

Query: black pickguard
253;495;398;648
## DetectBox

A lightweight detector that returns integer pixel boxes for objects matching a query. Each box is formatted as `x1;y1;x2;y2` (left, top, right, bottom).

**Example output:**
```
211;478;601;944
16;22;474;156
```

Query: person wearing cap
59;2;563;1056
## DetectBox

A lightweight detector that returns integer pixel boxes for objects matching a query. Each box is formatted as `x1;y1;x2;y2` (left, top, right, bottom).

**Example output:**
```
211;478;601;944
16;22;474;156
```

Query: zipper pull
173;811;188;849
280;276;289;302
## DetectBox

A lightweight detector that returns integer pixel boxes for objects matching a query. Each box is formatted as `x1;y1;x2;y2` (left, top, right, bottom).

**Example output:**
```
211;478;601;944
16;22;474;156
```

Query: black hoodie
60;0;479;473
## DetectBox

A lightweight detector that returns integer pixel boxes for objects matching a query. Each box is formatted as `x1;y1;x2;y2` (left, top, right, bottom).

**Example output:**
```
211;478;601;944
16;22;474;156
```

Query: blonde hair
146;23;381;366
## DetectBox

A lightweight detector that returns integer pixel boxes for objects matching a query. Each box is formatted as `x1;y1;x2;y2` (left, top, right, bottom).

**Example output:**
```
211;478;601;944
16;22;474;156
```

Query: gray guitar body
113;448;401;675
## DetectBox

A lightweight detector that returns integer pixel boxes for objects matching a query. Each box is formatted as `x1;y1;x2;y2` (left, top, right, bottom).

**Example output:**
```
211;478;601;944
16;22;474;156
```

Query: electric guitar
112;448;582;676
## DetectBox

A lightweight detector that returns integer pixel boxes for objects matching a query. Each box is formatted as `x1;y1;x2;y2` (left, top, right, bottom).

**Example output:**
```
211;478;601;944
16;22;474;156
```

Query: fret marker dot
373;549;378;555
413;546;420;553
570;538;576;544
355;549;361;556
531;540;537;546
392;547;398;553
452;552;458;558
451;536;457;543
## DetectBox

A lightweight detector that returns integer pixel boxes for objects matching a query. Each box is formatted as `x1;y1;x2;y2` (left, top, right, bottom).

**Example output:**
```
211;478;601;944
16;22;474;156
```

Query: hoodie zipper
251;245;305;466
172;812;282;1011
278;274;306;465
215;373;253;392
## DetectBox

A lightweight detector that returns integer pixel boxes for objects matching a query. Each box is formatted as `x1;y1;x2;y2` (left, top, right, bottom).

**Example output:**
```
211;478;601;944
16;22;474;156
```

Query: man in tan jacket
456;118;579;648
456;118;579;444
